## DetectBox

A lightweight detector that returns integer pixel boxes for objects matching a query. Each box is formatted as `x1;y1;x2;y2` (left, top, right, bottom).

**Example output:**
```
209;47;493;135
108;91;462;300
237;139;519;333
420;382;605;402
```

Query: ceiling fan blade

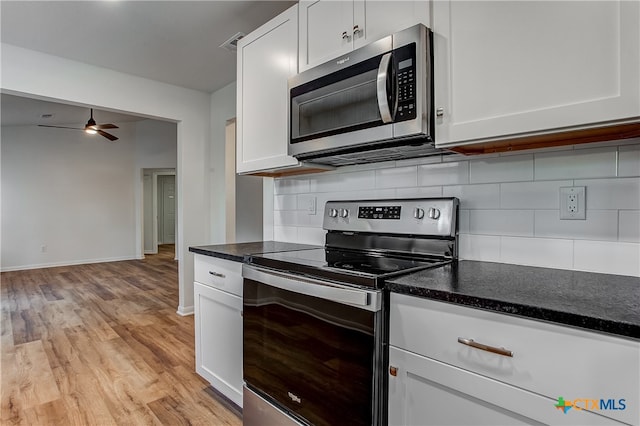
90;123;119;130
97;130;119;141
38;124;83;130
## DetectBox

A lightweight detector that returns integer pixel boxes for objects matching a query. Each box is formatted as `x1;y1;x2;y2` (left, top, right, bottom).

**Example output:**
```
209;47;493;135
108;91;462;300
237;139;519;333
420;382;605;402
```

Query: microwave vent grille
302;142;451;166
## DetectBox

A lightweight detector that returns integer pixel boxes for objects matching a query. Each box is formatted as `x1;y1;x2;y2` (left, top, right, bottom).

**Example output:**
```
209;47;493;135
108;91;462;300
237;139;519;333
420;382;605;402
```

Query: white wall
1;43;212;314
269;140;640;277
1;119;177;270
1;123;137;268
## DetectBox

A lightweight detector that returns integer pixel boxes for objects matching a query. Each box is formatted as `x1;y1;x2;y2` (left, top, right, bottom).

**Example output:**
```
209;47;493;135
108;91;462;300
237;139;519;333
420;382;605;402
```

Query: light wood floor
1;245;242;425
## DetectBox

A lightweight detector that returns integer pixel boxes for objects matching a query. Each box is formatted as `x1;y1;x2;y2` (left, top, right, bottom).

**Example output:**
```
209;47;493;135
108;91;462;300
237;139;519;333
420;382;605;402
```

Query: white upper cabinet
433;0;640;148
236;5;300;174
299;0;430;72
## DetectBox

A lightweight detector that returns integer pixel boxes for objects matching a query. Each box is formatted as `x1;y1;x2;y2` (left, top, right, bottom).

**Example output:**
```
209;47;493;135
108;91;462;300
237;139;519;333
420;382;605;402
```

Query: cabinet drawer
390;293;640;425
194;255;243;296
389;346;623;426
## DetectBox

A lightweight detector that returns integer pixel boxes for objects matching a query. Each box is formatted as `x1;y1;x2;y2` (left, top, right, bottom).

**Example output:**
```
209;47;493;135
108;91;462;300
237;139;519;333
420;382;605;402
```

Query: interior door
157;175;176;244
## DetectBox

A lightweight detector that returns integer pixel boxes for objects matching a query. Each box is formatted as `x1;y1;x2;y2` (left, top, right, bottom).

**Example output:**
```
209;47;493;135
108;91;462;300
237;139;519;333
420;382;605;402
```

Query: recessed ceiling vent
219;32;245;52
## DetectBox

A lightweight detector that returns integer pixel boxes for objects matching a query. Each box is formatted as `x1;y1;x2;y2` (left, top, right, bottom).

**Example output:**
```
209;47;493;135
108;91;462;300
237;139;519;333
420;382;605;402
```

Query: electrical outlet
560;186;586;220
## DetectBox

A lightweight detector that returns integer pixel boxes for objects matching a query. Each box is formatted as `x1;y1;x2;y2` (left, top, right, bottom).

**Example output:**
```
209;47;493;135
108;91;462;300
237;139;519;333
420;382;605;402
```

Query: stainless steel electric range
242;198;459;426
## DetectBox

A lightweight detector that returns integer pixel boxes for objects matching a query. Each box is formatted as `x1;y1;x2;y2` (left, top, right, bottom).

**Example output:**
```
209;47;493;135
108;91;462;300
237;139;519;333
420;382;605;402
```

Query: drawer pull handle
389;366;398;377
458;337;513;357
209;271;226;278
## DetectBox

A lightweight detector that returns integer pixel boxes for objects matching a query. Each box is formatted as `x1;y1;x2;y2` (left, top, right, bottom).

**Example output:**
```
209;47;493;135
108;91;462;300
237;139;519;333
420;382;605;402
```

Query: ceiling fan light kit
38;108;119;141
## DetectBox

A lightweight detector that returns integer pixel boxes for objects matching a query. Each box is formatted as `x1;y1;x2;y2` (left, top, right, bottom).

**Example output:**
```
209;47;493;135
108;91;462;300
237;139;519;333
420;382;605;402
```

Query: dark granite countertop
188;241;322;262
387;260;640;340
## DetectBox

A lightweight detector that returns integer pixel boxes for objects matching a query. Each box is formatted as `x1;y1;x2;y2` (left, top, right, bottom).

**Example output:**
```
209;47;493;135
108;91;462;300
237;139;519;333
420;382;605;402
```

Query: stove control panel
358;205;401;220
323;198;459;237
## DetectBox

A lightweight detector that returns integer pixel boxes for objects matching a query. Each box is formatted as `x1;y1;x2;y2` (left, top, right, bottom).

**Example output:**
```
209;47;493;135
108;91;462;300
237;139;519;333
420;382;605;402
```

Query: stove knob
328;208;339;218
414;208;425;219
339;208;349;218
428;207;441;220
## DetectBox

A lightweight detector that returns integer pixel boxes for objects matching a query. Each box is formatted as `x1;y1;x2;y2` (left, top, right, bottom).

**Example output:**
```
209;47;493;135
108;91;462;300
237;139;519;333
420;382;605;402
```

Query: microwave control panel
394;43;417;122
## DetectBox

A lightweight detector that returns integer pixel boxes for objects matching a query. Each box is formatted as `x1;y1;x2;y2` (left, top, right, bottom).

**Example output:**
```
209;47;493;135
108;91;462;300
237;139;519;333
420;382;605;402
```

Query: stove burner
325;249;445;277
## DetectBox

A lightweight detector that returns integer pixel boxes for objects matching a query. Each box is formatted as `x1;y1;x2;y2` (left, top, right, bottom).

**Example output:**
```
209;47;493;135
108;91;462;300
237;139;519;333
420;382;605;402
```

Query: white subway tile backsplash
270;139;640;276
274;194;297;211
619;211;640;243
274;178;310;194
443;184;500;209
619;144;640;177
458;210;470;234
500;180;572;209
577;177;640;210
459;234;501;262
297;227;326;245
469;210;534;237
396;186;443;198
574;240;640;277
417;161;469;186
375;166;417;189
534;210;619;241
500;236;574;269
469;154;533;183
273;226;297;242
273;210;297;227
296;194;316;211
309;170;375;193
534;147;617;180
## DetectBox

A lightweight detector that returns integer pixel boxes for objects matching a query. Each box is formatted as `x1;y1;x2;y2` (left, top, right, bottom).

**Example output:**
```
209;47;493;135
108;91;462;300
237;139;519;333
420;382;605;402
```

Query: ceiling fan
38;108;119;141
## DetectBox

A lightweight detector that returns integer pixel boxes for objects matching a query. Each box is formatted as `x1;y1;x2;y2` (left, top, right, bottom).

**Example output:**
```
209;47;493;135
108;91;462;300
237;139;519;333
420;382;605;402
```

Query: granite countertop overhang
387;260;640;340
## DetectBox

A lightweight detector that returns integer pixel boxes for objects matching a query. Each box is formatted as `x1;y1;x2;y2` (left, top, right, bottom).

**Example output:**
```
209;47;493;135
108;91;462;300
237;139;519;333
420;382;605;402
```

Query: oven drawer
194;255;243;296
389;293;639;425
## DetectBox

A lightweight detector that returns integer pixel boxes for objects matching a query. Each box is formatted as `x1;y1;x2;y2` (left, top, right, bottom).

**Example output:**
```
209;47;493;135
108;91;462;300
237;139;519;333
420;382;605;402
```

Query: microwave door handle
376;52;394;123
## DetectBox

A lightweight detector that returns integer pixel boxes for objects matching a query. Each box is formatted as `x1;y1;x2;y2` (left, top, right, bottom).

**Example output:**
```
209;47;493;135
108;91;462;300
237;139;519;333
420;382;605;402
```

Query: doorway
143;168;177;257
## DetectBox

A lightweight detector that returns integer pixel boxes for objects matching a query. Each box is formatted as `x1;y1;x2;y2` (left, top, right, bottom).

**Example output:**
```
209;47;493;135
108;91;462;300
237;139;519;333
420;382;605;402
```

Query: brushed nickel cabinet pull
209;271;226;278
458;337;513;357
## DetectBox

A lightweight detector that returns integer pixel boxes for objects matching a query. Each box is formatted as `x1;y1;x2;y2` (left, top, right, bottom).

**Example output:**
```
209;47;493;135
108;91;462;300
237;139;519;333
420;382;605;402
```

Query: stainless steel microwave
288;24;440;166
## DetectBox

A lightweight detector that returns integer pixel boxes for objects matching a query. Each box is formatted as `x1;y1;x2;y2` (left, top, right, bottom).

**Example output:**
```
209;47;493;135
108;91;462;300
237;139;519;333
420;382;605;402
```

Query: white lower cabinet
194;255;243;407
389;293;639;426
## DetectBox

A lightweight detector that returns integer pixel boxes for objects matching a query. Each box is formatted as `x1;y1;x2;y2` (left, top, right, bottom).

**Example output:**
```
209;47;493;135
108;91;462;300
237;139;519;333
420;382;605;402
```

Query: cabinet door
388;346;624;426
433;0;640;148
299;0;354;72
353;1;430;50
236;5;300;174
194;282;243;407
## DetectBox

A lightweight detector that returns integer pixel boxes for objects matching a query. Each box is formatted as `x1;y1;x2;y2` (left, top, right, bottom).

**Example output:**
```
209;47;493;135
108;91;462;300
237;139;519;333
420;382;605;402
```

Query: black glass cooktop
248;248;450;289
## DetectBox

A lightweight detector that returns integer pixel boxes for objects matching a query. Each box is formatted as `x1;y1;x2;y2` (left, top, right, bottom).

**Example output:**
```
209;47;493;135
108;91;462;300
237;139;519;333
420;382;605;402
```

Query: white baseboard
177;305;194;316
0;255;140;272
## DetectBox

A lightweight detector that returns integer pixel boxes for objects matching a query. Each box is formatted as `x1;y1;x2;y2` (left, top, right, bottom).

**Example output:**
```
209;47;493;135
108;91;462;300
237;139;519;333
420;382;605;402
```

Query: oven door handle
243;265;380;311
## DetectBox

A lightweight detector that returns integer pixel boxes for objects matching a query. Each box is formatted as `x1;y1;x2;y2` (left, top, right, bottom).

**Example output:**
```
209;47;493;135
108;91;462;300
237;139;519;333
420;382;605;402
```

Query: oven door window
243;278;376;426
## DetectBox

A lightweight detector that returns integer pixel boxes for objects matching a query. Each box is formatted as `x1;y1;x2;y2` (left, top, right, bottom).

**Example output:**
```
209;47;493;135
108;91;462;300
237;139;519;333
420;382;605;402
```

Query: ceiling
0;0;296;127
